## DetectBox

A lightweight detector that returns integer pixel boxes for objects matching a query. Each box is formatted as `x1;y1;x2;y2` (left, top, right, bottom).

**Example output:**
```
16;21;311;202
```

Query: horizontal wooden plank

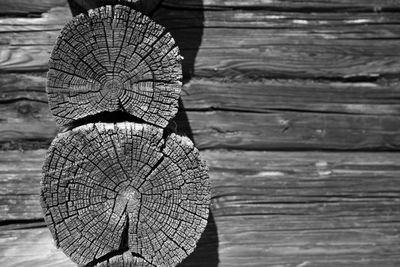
3;73;400;150
0;228;72;267
4;73;400;115
4;8;400;32
2;8;400;80
1;98;400;150
163;0;400;10
0;0;67;15
182;79;400;116
1;150;400;266
0;7;70;32
2;0;399;15
2;222;400;267
2;149;400;220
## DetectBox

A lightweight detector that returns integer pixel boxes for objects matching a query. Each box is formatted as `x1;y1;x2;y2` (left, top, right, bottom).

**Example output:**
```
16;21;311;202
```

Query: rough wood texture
70;0;162;16
3;7;400;80
0;0;68;15
1;150;400;266
3;74;400;116
47;5;182;128
41;123;210;266
1;1;400;266
1;97;400;151
0;6;70;32
162;0;400;10
2;0;399;14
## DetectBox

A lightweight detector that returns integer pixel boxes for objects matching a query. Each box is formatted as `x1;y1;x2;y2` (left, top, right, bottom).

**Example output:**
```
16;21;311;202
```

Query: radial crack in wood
40;122;210;267
47;5;182;128
91;251;151;267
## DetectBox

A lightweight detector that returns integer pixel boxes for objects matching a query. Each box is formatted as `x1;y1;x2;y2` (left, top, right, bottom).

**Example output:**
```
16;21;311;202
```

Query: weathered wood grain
1;150;400;266
2;0;400;14
0;6;70;33
2;37;400;80
47;5;182;128
1;1;399;267
2;149;400;220
41;122;210;266
162;0;400;10
4;8;400;33
0;228;73;267
181;79;400;116
70;0;163;16
5;74;400;115
1;99;400;150
0;100;56;147
2;222;400;267
2;8;400;149
154;9;400;30
0;73;47;102
2;8;400;80
0;0;68;15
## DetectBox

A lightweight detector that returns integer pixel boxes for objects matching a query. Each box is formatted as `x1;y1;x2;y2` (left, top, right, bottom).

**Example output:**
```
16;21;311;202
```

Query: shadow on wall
178;211;219;267
152;0;205;142
153;3;220;267
154;2;220;266
67;1;219;265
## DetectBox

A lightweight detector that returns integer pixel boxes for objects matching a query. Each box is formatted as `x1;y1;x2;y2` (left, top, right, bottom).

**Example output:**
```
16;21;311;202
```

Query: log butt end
40;122;210;266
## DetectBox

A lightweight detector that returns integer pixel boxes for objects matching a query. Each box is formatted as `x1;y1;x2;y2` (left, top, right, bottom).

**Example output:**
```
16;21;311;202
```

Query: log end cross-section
47;5;182;128
40;122;210;267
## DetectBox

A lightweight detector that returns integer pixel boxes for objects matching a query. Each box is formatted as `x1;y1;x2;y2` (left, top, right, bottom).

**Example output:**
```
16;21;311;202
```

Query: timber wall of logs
1;0;400;266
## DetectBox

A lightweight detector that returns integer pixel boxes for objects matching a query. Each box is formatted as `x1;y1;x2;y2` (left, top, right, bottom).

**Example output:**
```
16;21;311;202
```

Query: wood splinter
40;122;210;266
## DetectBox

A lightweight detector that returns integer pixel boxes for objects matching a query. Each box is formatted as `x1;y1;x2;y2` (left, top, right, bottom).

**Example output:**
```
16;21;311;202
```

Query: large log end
40;122;210;266
47;5;182;128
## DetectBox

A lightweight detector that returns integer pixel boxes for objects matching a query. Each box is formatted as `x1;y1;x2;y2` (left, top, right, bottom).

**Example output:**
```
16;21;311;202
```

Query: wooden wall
1;0;400;266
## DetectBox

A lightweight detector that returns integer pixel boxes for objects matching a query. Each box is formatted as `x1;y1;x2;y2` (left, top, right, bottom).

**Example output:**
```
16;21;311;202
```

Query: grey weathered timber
40;122;210;266
1;150;400;266
162;0;400;10
2;1;400;267
47;5;182;128
0;0;68;15
3;7;400;79
2;97;400;151
2;0;399;15
6;74;400;116
70;0;162;16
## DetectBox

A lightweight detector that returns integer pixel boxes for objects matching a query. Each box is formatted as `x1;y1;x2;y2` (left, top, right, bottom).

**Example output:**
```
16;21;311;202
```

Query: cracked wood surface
3;74;400;116
41;123;210;266
162;0;400;10
1;149;400;266
1;0;400;266
2;7;400;79
47;5;182;128
1;80;400;150
2;0;400;14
